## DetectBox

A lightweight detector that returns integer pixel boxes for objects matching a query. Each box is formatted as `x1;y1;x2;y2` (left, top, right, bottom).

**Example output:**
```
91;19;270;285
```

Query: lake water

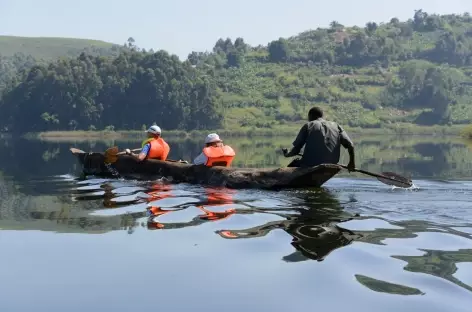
1;135;472;311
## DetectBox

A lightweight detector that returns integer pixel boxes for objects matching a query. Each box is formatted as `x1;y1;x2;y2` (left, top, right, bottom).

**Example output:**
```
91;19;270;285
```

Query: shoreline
16;124;466;141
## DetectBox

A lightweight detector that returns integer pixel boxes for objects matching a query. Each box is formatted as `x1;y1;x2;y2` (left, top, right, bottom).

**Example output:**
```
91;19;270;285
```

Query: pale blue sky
1;0;471;60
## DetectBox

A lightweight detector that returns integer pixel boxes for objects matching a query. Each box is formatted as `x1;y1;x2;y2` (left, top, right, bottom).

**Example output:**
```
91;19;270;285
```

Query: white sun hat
204;133;222;144
146;125;161;135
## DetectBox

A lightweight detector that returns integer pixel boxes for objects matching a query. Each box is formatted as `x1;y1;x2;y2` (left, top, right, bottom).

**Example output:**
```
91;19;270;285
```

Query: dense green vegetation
2;11;472;134
0;52;221;132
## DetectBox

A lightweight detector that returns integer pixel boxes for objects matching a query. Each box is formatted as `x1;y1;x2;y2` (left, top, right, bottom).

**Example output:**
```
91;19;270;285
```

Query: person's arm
193;152;207;165
339;125;355;170
283;124;308;157
127;144;150;162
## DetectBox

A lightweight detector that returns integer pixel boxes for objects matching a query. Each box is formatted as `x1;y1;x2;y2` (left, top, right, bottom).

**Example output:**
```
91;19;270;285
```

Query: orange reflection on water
197;187;236;221
147;187;237;229
145;182;173;202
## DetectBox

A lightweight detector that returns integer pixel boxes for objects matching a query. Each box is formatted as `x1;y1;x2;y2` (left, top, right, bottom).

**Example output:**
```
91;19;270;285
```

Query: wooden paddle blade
105;146;119;155
104;146;119;164
70;147;86;154
377;171;413;188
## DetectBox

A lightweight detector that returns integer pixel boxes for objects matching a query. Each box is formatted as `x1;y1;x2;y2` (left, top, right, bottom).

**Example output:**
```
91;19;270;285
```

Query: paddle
338;165;413;188
104;146;189;164
116;148;142;156
290;153;412;188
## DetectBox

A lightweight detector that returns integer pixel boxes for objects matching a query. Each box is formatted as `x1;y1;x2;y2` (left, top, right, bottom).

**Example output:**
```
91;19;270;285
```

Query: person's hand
125;148;131;155
347;162;355;172
282;148;289;157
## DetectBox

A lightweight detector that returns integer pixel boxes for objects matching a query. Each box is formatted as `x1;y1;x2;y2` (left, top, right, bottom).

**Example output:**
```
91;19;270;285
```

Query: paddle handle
116;148;142;155
118;149;189;163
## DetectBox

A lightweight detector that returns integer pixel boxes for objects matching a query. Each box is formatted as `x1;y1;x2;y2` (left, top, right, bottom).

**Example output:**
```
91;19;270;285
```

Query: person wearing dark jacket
282;106;355;170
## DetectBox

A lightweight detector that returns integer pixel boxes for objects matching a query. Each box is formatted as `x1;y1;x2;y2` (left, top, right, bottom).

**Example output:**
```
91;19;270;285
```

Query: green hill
195;10;472;131
0;35;118;59
0;36;126;98
1;10;472;134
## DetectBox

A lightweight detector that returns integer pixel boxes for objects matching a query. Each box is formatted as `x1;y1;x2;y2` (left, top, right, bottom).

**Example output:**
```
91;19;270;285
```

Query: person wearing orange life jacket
193;133;235;167
125;125;170;162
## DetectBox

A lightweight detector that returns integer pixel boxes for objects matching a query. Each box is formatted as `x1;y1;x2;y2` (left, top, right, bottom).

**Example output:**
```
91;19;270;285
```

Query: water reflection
395;249;472;292
4;170;472;299
2;136;472;307
73;177;360;263
339;216;472;294
355;274;425;295
2;170;362;264
216;190;362;262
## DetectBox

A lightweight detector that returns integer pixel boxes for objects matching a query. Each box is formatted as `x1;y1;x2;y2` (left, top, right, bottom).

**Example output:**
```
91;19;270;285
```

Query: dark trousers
287;158;302;167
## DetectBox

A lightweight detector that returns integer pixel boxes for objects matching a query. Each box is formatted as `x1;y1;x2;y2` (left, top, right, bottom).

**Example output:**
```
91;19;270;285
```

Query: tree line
0;40;222;133
1;10;472;133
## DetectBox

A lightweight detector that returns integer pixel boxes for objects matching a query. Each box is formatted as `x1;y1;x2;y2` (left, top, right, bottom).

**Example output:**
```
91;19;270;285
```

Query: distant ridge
0;35;118;59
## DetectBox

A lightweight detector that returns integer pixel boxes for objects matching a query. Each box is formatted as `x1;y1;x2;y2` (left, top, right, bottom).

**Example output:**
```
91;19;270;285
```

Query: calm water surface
1;135;472;311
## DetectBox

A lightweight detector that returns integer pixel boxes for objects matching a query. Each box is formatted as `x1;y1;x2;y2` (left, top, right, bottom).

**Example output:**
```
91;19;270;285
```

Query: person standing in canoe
282;106;355;170
193;133;236;167
125;125;170;162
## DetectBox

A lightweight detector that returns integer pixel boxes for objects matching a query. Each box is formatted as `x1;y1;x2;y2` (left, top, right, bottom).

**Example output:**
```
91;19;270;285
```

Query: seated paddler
193;133;235;167
282;106;356;170
125;125;170;162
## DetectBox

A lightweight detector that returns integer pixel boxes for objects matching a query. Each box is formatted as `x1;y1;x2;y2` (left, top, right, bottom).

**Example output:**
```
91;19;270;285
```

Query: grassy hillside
0;35;117;59
0;35;127;98
191;11;472;131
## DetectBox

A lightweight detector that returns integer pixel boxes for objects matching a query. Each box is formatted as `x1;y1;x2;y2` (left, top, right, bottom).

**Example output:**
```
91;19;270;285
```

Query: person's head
308;106;323;121
146;125;161;138
204;133;223;147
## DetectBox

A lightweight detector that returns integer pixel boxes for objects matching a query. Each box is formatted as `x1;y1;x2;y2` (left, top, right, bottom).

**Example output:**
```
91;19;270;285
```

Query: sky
1;0;472;60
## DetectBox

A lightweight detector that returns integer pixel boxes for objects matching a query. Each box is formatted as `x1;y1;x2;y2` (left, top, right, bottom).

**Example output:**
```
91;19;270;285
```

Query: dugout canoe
70;147;341;190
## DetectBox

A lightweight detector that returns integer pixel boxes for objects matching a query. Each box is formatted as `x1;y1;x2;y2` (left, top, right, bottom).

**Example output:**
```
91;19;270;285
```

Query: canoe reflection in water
62;175;363;262
146;186;361;262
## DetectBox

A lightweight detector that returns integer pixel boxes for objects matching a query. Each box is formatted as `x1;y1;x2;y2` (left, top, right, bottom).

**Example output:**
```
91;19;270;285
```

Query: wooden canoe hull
70;148;342;190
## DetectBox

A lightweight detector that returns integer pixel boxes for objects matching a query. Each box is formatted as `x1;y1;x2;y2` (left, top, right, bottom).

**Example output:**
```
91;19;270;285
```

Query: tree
226;51;244;67
365;22;378;35
413;9;428;31
389;17;400;26
127;37;136;49
187;51;199;65
234;37;249;53
430;31;471;65
383;60;465;124
268;38;291;62
329;21;343;31
213;38;234;54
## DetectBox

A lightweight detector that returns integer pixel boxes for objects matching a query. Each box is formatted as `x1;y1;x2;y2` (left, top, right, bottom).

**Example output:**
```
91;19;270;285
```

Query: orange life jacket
202;145;235;167
143;137;170;160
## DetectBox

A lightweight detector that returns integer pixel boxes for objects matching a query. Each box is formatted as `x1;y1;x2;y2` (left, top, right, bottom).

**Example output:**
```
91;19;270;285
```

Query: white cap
204;133;222;144
146;125;161;135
